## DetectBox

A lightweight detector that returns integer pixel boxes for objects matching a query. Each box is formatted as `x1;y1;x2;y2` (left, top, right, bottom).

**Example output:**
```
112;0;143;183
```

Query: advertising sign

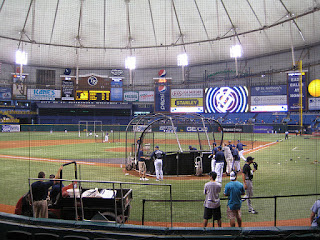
309;97;320;110
253;125;273;133
287;72;307;111
28;89;61;100
0;87;12;100
61;80;74;100
110;88;123;101
139;91;154;102
170;89;203;113
154;79;171;113
12;75;27;100
205;86;248;113
124;91;139;102
251;85;287;96
250;95;287;105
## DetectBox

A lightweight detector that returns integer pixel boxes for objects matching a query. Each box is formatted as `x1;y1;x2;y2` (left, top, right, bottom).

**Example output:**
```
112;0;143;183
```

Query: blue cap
155;145;159;148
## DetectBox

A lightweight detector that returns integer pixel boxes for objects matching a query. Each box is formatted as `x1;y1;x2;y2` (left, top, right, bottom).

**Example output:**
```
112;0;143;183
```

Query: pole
298;60;303;134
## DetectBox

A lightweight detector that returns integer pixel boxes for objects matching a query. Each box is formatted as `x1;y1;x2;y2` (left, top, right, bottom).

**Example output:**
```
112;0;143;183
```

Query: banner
2;124;20;132
170;89;203;113
78;74;110;90
0;87;12;100
28;89;61;100
309;97;320;110
154;79;170;113
287;72;307;111
12;75;27;100
253;125;273;133
110;88;123;101
139;91;154;102
124;91;139;102
251;85;287;96
61;80;74;100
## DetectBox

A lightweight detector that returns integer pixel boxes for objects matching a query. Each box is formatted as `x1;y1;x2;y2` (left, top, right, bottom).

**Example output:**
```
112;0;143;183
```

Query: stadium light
125;56;136;70
15;50;28;65
177;53;188;66
230;44;242;58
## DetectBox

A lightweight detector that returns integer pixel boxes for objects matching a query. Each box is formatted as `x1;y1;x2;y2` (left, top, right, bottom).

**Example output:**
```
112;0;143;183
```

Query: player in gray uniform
222;143;233;176
242;156;258;214
150;146;165;181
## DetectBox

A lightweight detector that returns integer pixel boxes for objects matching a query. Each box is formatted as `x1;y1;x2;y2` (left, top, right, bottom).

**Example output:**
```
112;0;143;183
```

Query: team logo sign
87;75;98;86
205;86;248;113
158;69;166;77
158;85;167;93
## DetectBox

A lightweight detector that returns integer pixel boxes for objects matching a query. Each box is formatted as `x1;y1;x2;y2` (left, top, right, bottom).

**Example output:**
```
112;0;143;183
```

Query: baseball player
104;131;109;142
236;140;247;161
242;156;258;214
210;146;225;183
222;143;233;176
231;145;241;172
150;146;165;181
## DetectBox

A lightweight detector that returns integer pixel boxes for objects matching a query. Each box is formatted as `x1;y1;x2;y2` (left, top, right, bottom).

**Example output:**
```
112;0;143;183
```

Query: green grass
0;130;319;225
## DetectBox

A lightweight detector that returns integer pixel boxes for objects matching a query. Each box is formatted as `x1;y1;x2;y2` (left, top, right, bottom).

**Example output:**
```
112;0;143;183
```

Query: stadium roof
0;0;319;69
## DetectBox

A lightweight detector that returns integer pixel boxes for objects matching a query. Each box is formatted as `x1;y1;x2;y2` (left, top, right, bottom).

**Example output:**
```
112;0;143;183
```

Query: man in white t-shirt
203;171;222;227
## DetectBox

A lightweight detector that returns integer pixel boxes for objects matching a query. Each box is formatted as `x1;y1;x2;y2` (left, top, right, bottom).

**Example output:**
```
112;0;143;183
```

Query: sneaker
249;210;258;214
156;179;160;181
139;178;143;180
144;178;149;181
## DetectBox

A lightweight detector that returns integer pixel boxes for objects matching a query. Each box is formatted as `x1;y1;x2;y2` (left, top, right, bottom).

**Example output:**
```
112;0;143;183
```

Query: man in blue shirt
224;171;245;227
31;171;54;218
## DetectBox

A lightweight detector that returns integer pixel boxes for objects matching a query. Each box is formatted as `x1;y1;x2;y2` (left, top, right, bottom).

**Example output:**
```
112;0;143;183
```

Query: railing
142;193;320;227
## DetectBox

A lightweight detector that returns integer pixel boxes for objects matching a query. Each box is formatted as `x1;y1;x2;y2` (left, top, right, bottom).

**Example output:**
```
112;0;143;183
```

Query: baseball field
0;127;319;227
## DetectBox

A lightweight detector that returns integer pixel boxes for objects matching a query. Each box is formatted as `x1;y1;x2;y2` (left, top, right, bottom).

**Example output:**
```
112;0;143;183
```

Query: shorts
138;161;146;172
203;206;221;220
227;206;241;220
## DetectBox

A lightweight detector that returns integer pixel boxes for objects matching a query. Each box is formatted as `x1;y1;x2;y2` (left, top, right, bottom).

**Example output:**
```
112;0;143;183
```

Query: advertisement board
154;79;171;113
2;124;20;132
139;91;154;102
61;80;74;101
253;125;273;133
110;88;123;101
12;75;27;100
28;89;61;100
205;86;248;113
309;97;320;110
124;91;139;102
287;72;307;111
251;85;287;96
170;89;203;113
0;87;12;100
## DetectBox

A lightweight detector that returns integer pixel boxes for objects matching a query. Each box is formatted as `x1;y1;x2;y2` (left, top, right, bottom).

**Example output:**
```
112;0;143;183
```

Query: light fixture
125;56;136;70
230;45;242;58
15;50;28;65
177;53;188;66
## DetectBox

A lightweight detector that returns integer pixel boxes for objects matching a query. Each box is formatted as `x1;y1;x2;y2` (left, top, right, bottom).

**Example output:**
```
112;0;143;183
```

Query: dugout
125;113;223;176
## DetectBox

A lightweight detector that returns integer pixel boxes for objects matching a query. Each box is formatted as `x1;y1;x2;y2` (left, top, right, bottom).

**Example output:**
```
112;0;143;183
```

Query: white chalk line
0;154;95;165
244;141;279;155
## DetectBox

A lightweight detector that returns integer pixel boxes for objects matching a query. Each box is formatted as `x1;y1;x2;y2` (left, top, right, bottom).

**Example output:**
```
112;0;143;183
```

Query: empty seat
63;235;90;240
6;230;32;240
34;232;60;240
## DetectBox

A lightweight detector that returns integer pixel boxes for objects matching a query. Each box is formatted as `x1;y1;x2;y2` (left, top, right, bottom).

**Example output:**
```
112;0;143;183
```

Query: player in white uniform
150;146;166;181
104;131;109;142
211;146;225;183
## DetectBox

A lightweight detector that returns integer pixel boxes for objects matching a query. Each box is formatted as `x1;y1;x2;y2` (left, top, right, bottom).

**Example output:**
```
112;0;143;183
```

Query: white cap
230;171;237;181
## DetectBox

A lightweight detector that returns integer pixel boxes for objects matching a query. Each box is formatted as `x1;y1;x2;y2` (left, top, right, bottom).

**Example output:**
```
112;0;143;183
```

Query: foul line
244;141;279;155
0;154;95;165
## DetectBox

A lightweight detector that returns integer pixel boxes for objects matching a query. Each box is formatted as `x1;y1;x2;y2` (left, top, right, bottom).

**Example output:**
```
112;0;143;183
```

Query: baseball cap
246;156;255;162
189;145;192;148
230;171;237;181
155;145;159;148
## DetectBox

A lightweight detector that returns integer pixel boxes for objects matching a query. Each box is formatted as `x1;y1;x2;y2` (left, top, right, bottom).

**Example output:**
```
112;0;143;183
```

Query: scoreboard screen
76;90;110;101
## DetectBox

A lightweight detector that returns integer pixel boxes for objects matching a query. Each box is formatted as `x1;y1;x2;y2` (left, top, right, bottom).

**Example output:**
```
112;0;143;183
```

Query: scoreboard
76;90;110;101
